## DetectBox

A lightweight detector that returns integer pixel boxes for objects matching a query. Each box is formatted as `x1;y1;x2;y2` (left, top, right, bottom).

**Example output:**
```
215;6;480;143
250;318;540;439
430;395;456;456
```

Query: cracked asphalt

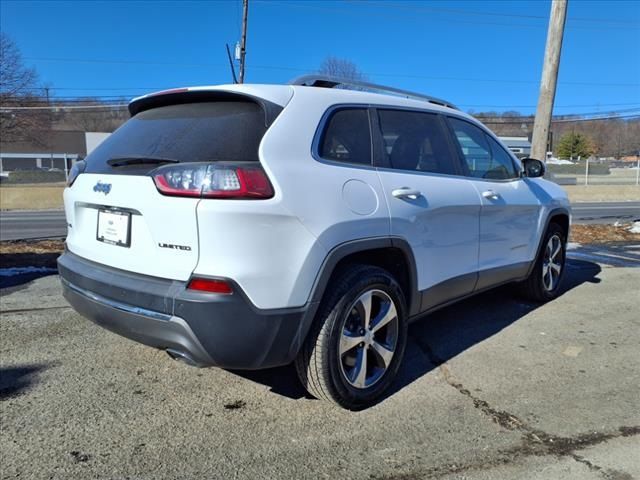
1;257;639;479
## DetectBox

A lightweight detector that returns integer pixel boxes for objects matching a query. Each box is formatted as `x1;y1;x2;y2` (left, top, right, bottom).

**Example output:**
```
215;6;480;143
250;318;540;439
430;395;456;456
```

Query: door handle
392;188;422;200
482;190;500;200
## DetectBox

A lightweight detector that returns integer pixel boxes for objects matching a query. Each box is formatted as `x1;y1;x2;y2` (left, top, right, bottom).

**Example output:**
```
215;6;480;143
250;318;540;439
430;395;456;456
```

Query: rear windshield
84;101;270;174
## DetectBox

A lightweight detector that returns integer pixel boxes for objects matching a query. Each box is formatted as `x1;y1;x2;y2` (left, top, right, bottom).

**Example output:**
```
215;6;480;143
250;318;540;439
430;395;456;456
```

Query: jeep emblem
93;181;112;195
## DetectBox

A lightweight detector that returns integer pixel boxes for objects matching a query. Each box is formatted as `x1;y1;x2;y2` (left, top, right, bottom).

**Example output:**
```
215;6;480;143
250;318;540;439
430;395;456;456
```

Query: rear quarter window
317;108;372;166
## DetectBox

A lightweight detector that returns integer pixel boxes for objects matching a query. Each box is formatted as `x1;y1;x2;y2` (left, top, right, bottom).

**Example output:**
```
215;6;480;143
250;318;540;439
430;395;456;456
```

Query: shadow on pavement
232;364;312;400
568;243;640;268
388;259;602;400
234;259;602;404
0;252;59;288
0;364;49;399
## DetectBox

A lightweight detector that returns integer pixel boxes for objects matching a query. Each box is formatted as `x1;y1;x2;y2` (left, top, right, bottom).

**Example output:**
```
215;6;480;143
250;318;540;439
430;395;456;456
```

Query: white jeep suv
59;76;570;409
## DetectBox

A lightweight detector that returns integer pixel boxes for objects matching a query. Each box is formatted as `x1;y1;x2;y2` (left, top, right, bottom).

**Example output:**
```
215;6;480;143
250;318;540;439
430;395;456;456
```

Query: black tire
521;222;567;302
295;265;408;410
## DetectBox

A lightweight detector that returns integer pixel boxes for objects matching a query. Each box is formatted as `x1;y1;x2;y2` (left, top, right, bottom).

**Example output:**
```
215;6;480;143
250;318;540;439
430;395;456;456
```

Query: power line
0;104;128;110
46;87;167;91
48;100;640;112
24;56;219;67
461;103;640;110
480;114;640;124
47;98;129;101
23;56;640;88
2;104;639;125
476;107;640;119
350;0;640;26
21;89;640;112
6;100;639;119
256;0;639;31
40;95;640;110
477;110;640;119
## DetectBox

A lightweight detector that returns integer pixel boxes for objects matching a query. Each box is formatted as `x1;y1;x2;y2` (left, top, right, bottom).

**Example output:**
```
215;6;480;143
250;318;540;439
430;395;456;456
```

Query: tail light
151;162;274;199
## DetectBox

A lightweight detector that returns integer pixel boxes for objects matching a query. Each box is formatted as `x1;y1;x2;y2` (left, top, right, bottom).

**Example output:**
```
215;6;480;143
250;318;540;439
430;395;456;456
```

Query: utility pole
238;0;249;83
531;0;568;161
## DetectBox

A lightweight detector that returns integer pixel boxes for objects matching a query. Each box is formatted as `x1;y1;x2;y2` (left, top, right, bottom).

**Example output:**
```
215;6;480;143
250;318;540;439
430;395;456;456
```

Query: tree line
470;110;640;159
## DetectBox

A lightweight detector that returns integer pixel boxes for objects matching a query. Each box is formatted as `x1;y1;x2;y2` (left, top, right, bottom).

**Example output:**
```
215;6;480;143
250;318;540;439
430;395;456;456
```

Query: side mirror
522;158;546;178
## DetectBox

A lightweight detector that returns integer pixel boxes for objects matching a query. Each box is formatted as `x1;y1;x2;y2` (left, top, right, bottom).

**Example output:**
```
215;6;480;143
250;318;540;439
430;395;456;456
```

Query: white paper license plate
97;210;131;247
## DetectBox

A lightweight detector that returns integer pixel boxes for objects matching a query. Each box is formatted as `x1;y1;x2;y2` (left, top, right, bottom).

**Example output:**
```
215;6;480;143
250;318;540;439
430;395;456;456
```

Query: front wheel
295;265;408;410
521;223;567;302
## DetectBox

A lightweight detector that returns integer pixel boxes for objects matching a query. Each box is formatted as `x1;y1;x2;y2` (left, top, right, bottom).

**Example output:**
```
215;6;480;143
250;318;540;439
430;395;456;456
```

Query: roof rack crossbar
289;75;458;110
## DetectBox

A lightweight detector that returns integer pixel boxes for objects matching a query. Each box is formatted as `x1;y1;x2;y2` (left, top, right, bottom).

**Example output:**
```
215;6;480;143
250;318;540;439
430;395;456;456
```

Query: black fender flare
287;236;420;360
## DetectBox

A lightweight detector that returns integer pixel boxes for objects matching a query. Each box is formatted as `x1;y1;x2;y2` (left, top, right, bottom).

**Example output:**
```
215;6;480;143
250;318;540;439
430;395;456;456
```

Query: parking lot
1;257;639;480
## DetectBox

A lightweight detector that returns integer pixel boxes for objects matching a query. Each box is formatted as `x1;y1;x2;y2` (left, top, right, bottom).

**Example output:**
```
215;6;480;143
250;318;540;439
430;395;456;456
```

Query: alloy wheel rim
542;234;563;292
338;289;399;389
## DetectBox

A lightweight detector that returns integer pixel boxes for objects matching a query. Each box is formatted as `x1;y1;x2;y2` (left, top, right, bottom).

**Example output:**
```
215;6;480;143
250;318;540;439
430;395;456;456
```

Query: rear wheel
295;265;407;410
521;223;566;302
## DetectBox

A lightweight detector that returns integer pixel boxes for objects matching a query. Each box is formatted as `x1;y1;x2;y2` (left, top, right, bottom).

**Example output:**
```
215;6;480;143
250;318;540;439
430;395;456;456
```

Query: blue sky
1;0;639;114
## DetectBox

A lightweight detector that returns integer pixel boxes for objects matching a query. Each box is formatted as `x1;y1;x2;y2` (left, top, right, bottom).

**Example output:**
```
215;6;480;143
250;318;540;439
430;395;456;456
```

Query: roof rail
289;75;458;110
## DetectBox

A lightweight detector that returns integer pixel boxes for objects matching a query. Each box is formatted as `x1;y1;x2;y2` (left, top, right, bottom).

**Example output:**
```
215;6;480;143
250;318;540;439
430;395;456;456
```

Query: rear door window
84;101;271;174
318;108;372;166
376;109;458;175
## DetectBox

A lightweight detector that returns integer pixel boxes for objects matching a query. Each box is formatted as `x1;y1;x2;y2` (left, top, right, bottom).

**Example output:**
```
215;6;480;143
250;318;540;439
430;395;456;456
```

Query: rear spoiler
128;89;283;128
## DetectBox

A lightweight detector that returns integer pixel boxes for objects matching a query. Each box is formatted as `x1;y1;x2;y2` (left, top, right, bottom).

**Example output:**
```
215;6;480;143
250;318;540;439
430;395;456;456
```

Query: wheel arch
308;237;420;318
525;207;571;278
548;210;570;238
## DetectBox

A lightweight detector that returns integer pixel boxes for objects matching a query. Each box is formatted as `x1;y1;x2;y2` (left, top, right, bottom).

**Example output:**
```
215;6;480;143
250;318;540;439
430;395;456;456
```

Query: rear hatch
64;91;283;281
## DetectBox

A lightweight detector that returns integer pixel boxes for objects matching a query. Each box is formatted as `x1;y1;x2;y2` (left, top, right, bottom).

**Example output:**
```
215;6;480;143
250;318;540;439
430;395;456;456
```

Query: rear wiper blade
107;156;180;167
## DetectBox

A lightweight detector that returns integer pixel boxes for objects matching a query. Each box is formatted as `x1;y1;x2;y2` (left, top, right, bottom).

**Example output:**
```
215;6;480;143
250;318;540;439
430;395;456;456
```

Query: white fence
548;160;640;186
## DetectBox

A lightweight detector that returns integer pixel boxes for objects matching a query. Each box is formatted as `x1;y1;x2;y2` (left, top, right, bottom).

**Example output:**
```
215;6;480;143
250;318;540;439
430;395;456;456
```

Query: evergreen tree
556;132;594;159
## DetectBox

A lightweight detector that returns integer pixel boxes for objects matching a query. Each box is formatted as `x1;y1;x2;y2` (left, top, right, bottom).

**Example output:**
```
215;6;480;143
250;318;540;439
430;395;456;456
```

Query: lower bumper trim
58;251;315;370
64;279;173;322
61;278;215;367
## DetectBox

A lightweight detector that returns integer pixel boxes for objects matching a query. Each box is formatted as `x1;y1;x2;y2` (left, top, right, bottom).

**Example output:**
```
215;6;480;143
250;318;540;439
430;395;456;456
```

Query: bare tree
0;32;50;144
472;109;640;158
318;56;367;82
0;33;37;97
60;97;129;132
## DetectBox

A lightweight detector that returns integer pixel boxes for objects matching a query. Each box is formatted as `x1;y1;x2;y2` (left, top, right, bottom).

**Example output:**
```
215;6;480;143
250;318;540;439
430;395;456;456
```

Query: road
1;202;639;241
571;201;640;225
1;261;638;479
0;209;67;241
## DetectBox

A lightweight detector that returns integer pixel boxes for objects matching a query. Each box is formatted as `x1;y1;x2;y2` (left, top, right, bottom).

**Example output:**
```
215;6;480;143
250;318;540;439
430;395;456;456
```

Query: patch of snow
0;267;57;277
566;242;582;250
547;158;575;165
628;222;640;234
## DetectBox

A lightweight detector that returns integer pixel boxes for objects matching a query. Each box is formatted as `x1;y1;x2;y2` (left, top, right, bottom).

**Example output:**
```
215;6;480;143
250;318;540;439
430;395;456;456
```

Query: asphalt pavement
571;201;640;225
1;260;638;479
2;202;639;241
0;210;67;241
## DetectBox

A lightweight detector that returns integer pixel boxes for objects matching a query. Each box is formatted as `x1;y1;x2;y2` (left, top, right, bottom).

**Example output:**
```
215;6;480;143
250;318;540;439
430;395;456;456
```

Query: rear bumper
58;251;314;369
